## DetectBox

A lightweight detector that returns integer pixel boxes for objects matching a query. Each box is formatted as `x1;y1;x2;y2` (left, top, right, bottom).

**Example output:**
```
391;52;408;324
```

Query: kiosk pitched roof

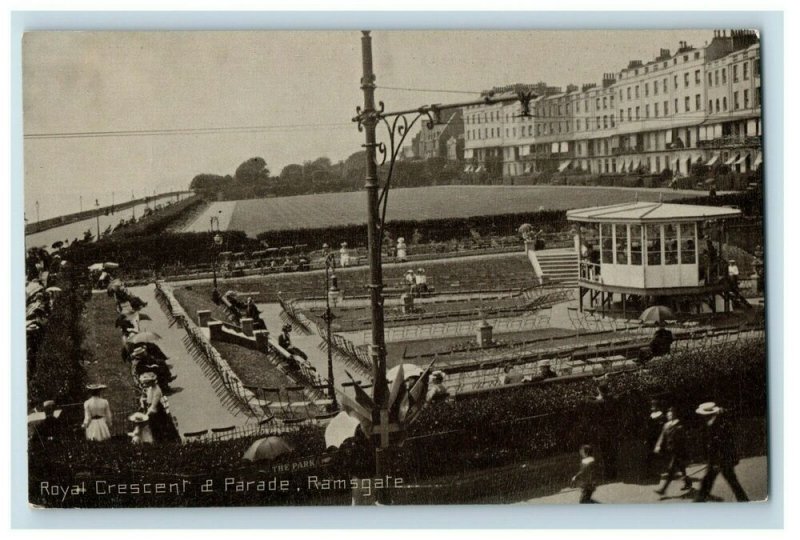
566;201;741;223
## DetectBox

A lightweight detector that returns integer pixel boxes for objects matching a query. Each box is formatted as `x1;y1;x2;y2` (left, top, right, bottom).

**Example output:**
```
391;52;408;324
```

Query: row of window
707;59;759;87
595;223;697;266
464;57;759;128
708;89;756;113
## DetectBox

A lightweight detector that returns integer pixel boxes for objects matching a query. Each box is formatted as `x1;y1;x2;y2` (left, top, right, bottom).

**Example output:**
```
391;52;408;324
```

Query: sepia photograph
22;28;768;508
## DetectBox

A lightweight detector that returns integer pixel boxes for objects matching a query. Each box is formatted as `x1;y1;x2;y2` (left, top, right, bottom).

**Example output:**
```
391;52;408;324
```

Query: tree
189;174;226;192
235;157;270;184
280;164;304;182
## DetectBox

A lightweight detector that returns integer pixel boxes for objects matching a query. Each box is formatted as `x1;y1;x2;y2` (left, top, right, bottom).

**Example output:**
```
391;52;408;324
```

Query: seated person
223;290;246;311
278;324;308;362
649;322;674;356
538;361;557;380
499;364;524;385
426;371;450;403
245;297;266;330
529;360;557;382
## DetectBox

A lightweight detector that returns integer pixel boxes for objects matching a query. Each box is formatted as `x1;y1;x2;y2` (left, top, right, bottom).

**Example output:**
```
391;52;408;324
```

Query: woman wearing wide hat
139;373;179;443
82;383;112;442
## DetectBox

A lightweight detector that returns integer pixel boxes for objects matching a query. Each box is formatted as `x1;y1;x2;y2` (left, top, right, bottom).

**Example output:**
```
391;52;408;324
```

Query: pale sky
23;29;715;220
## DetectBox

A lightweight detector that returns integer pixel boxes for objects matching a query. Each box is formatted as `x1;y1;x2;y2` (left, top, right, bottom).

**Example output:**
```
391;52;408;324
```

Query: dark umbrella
242;436;293;462
639;305;675;323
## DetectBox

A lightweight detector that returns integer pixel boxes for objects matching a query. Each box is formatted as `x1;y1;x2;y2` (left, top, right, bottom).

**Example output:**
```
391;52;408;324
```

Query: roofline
566;202;742;223
567;214;740;224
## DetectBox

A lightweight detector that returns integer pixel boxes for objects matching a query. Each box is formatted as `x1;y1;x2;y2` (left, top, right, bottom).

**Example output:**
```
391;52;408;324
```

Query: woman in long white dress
339;242;351;267
82;383;112;441
396;237;407;262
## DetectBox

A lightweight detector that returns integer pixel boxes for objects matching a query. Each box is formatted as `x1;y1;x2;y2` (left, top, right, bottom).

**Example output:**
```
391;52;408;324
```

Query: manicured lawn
173;286;231;325
184;185;691;237
172;285;293;390
179;252;535;304
213;341;290;389
305;294;530;332
83;294;141;422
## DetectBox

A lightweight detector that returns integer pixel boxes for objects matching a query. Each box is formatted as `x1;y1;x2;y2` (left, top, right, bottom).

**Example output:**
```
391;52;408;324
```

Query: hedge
30;333;766;501
398;336;766;477
254;209;569;250
28;266;91;408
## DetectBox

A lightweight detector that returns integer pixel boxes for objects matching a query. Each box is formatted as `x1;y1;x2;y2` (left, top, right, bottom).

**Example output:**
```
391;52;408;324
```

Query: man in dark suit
694;402;749;502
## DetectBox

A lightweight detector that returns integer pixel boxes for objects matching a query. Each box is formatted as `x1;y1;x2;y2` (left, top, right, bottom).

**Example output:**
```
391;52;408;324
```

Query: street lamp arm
356;92;536;124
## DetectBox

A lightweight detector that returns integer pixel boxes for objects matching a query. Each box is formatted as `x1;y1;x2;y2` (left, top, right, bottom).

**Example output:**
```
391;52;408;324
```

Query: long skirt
85;418;111;442
148;407;180;443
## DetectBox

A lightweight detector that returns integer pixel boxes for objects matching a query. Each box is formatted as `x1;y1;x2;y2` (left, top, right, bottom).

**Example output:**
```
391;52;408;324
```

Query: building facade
462;30;761;179
416;109;465;161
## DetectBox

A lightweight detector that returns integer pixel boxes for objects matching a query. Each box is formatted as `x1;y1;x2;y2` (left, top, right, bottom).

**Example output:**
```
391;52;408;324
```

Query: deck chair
210;425;236;441
183;429;208;441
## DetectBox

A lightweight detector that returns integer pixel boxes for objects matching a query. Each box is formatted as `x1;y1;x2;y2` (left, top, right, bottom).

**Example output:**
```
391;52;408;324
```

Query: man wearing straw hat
694;402;749;502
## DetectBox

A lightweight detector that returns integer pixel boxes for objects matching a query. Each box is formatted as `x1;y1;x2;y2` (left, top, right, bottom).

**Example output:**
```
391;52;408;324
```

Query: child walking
572;444;598;504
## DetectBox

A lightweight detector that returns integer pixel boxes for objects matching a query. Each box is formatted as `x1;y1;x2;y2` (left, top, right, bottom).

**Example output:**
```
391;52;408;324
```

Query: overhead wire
24;122;355;140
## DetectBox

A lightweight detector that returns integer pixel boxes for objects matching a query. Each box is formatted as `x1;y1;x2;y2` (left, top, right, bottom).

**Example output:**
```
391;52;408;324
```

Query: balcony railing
698;135;762;149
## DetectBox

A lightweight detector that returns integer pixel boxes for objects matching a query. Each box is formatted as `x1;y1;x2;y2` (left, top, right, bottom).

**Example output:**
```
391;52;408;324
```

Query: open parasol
242;436;293;462
324;411;362;449
128;331;161;344
639;305;675;323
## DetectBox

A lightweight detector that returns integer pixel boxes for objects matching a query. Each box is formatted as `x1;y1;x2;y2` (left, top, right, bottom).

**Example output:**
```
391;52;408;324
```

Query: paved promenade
131;285;248;437
518;456;768;505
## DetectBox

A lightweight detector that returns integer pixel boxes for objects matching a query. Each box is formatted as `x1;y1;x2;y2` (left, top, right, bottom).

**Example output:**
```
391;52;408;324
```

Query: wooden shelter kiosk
566;201;743;316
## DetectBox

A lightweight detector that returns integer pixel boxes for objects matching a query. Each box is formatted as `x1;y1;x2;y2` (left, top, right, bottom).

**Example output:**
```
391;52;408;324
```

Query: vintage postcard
24;29;767;507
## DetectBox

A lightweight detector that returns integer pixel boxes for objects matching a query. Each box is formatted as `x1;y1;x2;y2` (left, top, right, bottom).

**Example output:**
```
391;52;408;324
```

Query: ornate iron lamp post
352;30;536;504
322;243;341;411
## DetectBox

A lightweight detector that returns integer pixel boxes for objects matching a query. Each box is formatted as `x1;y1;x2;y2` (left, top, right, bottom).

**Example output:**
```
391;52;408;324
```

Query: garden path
131;285;248;438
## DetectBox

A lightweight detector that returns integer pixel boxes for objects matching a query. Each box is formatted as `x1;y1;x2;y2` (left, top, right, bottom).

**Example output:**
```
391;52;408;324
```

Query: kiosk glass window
601;224;613;264
664;224;679;264
630;224;642;265
646;225;661;265
615;224;628;264
680;223;696;263
583;223;600;264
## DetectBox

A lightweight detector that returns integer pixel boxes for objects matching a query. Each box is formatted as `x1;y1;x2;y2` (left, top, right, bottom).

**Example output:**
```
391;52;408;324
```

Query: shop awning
464;165;473;173
706;154;719;166
558;160;572;172
724;154;738;166
753;152;763;169
474;165;485;173
734;153;749;166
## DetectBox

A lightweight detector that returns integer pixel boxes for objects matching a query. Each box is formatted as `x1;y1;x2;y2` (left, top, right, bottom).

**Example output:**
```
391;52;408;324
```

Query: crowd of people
25;248;67;363
572;393;750;504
